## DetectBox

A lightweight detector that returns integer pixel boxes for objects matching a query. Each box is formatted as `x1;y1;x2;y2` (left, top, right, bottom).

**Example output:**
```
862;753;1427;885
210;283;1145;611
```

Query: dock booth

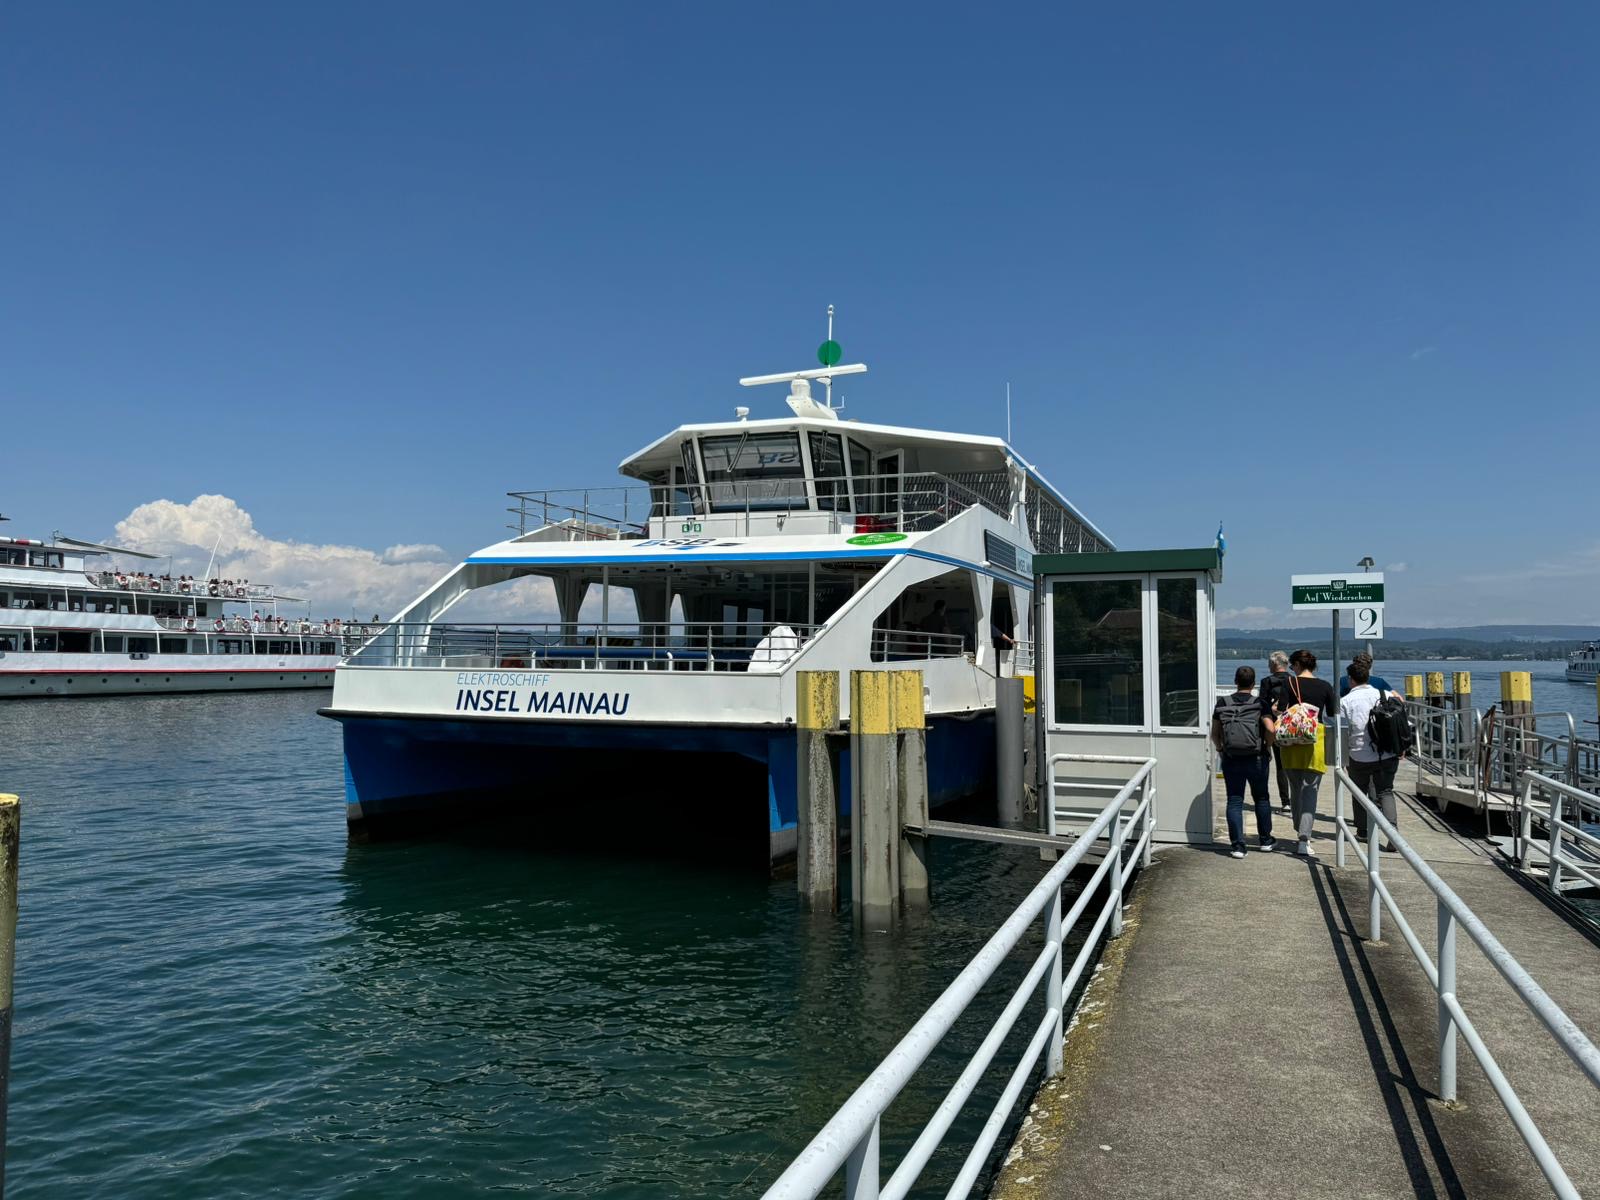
1034;548;1221;844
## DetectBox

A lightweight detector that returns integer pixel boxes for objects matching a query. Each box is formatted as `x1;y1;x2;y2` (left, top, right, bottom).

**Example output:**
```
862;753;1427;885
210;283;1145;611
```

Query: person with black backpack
1339;658;1409;850
1210;665;1278;858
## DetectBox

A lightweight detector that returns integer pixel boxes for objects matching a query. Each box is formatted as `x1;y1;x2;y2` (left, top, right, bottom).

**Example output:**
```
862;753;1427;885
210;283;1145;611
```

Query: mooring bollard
0;793;18;1191
851;670;899;930
895;671;930;910
995;676;1025;830
796;672;840;913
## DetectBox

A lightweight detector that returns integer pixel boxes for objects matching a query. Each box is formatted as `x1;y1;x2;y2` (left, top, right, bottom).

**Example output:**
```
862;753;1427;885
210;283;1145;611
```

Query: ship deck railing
507;472;1005;539
759;754;1158;1200
80;572;274;600
342;621;969;672
505;472;1108;555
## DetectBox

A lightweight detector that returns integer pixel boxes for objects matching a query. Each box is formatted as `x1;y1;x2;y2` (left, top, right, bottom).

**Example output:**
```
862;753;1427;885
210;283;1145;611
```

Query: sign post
1292;573;1387;869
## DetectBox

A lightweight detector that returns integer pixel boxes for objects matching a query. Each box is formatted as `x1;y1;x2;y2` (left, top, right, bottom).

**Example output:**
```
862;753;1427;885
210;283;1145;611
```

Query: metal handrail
1514;771;1600;895
1331;764;1600;1199
761;755;1156;1200
869;628;968;662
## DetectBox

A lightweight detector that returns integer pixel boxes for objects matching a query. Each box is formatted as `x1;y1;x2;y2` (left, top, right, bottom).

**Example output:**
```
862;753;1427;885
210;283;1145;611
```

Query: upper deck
505;406;1113;556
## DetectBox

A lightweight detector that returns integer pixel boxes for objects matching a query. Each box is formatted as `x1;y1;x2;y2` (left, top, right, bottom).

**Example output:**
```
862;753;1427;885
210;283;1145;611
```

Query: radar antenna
737;304;866;419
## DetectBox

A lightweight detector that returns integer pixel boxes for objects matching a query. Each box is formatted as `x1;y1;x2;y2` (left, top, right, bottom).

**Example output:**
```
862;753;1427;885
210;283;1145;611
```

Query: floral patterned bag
1275;676;1320;746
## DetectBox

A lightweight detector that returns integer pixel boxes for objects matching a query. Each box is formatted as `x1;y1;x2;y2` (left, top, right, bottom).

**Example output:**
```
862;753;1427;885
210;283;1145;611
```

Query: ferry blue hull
332;711;997;861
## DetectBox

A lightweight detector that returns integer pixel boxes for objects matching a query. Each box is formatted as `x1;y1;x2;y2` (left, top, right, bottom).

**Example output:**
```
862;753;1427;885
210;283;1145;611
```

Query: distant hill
1219;624;1600;641
1216;624;1599;662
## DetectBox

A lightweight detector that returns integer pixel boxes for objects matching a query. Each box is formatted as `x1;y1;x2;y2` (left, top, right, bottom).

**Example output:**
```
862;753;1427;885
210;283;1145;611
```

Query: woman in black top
1279;649;1338;856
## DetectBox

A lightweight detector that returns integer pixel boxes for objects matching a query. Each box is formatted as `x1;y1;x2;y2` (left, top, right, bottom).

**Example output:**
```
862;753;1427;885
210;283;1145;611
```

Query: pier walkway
993;772;1600;1200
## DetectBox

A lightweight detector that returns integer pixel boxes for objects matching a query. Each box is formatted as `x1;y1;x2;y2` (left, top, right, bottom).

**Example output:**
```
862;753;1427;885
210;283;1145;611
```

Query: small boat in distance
1566;642;1600;683
0;527;366;697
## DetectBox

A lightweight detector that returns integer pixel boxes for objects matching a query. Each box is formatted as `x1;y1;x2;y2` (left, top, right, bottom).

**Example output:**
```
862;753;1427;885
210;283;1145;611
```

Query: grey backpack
1217;695;1263;757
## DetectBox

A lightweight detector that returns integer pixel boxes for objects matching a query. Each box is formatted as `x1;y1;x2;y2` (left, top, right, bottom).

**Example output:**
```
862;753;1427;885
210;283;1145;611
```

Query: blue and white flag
1215;522;1226;558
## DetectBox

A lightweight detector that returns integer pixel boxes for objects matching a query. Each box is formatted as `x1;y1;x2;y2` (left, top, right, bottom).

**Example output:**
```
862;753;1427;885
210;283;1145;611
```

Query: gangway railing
1403;698;1600;813
761;755;1155;1200
1332;764;1600;1199
1513;771;1600;896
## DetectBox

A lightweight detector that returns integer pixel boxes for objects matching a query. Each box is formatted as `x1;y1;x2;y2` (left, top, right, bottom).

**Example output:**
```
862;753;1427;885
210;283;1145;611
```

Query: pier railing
761;754;1156;1200
1332;765;1600;1199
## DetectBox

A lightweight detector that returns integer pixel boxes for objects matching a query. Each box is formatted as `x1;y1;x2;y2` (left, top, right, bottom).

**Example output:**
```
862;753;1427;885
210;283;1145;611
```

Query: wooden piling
1500;671;1533;782
0;793;17;1192
796;672;840;913
995;677;1026;830
851;670;899;930
1451;672;1473;751
894;671;930;910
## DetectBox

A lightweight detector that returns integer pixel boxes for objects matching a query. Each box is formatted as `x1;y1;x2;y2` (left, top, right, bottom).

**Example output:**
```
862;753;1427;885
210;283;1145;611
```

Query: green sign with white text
1290;573;1385;610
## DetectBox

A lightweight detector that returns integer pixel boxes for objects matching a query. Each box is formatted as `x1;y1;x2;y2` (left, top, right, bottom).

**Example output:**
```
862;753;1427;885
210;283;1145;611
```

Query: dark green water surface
4;692;1059;1197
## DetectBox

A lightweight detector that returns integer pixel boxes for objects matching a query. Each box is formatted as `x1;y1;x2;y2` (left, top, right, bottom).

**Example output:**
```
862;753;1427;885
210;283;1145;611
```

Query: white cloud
382;543;446;564
1218;605;1277;627
109;494;552;620
1409;346;1437;361
1385;561;1408;573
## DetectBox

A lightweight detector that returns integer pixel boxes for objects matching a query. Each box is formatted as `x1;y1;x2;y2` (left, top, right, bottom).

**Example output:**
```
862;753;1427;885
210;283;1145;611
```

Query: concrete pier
994;775;1600;1199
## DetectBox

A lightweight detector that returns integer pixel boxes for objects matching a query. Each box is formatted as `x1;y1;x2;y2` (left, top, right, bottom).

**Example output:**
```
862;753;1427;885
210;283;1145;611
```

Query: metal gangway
1402;696;1600;896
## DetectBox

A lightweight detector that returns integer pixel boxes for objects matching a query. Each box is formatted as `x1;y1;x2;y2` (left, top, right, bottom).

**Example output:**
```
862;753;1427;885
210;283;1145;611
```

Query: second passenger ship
322;354;1113;861
0;529;360;696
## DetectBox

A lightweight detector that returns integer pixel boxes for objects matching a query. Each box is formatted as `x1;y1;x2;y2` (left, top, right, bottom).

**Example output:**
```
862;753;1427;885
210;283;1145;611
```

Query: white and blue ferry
323;359;1112;861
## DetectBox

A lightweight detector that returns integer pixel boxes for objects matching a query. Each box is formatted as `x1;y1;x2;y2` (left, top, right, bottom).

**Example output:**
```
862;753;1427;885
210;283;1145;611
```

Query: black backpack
1367;694;1416;756
1216;695;1264;757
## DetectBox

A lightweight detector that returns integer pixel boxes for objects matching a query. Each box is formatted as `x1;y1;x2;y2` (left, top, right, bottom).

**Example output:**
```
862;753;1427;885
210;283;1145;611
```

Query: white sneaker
1296;839;1316;858
1260;840;1278;852
1229;849;1246;859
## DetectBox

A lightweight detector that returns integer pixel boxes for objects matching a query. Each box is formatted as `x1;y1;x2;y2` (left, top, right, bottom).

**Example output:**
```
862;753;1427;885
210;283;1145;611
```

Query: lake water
2;692;1062;1198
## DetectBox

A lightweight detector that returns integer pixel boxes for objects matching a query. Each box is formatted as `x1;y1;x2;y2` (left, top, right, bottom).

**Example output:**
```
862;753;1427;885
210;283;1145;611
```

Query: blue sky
4;3;1597;624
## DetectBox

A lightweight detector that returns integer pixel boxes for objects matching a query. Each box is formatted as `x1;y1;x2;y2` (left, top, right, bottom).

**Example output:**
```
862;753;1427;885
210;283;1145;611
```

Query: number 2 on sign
1356;607;1384;639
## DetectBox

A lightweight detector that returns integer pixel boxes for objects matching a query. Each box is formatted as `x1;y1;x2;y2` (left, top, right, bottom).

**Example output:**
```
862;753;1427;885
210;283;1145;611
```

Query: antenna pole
825;304;835;409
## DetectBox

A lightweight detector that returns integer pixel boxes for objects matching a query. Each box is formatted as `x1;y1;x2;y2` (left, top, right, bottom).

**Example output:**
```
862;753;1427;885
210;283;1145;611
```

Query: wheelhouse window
1051;579;1144;726
808;432;849;511
699;432;806;511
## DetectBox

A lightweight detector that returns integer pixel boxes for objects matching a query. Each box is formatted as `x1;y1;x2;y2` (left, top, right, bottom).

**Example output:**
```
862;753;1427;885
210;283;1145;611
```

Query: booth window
1156;577;1199;727
1050;579;1144;726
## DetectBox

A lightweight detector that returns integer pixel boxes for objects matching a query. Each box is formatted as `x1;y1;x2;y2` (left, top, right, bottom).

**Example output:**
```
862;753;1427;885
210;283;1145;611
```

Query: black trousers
1349;757;1400;844
1271;744;1289;804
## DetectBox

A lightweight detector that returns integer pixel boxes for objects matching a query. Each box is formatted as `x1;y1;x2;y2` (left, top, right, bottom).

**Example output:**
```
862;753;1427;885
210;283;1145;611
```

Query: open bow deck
323;362;1113;859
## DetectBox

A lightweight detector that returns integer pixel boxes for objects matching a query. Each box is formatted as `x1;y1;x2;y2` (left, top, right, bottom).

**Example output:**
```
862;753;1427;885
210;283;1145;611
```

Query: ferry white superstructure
1567;642;1600;683
323;363;1114;859
0;532;355;697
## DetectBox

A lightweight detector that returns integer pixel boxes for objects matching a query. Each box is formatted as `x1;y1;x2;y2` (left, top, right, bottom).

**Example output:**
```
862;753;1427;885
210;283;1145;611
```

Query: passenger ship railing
506;473;1014;540
81;572;270;599
345;621;969;672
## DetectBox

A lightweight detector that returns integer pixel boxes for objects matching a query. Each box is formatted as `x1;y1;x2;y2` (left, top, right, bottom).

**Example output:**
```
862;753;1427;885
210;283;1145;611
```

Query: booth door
1042;572;1213;844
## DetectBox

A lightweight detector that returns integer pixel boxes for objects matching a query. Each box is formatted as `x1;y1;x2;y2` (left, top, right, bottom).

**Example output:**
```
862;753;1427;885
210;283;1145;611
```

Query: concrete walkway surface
991;772;1600;1200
